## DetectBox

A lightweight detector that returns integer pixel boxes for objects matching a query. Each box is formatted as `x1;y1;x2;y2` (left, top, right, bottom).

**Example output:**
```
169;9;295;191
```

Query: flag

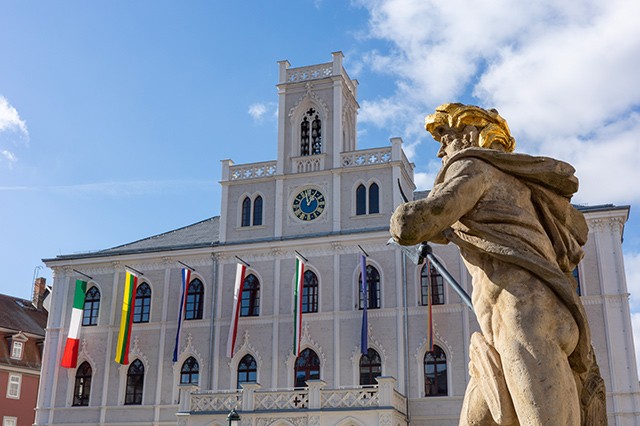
115;270;138;365
426;260;434;352
173;268;191;362
61;279;87;368
360;255;368;355
293;256;305;356
226;263;246;358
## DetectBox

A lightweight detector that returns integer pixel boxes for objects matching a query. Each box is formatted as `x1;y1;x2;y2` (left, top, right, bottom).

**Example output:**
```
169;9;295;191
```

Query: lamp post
227;408;241;426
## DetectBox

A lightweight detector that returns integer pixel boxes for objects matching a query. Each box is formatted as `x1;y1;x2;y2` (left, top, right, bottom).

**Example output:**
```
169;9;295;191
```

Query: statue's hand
390;202;422;246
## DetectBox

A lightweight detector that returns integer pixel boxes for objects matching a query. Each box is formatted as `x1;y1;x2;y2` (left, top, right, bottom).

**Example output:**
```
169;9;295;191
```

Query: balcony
177;377;406;423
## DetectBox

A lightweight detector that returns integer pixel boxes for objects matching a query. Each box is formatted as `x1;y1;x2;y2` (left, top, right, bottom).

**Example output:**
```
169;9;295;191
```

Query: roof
45;216;220;261
0;293;47;337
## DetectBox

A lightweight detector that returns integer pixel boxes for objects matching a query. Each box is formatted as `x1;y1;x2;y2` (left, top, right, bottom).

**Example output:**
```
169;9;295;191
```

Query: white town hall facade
36;53;640;425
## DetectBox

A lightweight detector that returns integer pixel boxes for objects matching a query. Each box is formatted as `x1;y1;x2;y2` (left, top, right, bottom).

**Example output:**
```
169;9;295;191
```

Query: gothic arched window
237;354;257;389
294;348;320;388
72;362;92;406
133;282;151;323
180;357;199;385
300;108;321;156
82;287;100;326
424;345;447;397
185;279;204;320
302;270;318;313
241;197;252;227
359;265;381;310
253;196;263;226
368;183;379;214
125;359;144;405
356;184;367;215
359;348;382;386
241;274;260;317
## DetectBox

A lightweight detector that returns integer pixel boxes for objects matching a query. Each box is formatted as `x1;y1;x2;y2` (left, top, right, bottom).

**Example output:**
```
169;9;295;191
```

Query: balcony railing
179;376;406;416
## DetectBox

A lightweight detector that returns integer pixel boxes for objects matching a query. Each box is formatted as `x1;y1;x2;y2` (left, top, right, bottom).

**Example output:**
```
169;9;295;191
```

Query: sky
1;0;640;365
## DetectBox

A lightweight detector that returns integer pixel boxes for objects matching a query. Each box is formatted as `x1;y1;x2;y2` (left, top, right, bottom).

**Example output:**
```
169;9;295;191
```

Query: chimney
32;277;47;309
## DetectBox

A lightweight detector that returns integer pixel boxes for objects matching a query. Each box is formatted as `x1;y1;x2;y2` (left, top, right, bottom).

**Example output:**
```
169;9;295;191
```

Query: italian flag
226;263;246;358
61;279;87;368
293;256;305;356
115;270;138;365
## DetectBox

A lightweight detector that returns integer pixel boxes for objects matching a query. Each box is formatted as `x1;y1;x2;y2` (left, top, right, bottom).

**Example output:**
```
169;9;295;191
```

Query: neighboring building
1;278;48;426
36;53;640;426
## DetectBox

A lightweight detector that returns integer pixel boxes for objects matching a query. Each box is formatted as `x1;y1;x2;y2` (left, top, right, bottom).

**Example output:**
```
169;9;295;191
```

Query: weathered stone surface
390;103;607;426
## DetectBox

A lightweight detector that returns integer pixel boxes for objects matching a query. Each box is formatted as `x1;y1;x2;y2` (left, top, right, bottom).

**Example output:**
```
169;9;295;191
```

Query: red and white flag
226;263;246;358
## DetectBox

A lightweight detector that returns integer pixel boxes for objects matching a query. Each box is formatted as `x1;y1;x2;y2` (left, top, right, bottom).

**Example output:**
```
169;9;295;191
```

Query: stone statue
390;104;607;425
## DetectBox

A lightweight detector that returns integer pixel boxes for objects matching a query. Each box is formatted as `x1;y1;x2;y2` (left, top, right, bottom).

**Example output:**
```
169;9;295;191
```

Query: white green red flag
61;279;87;368
173;268;191;362
293;256;305;356
115;270;138;365
226;263;246;358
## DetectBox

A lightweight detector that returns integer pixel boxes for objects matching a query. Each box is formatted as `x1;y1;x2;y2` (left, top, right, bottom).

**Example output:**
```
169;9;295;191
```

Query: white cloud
625;252;640;312
1;150;17;163
248;102;277;124
355;0;640;205
0;96;28;135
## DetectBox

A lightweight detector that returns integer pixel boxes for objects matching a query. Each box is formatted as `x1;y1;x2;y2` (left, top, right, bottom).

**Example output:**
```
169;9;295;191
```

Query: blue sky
2;0;640;361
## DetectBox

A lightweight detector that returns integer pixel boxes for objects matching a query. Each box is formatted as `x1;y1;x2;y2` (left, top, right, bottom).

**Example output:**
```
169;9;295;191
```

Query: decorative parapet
186;379;407;415
228;161;277;181
286;63;333;83
292;154;325;173
341;147;392;168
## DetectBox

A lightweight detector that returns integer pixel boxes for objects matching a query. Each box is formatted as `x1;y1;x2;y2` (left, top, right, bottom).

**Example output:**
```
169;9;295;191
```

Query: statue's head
425;103;516;153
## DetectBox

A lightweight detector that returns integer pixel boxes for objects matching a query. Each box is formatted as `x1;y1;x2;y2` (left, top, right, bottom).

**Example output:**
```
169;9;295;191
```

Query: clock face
292;188;326;221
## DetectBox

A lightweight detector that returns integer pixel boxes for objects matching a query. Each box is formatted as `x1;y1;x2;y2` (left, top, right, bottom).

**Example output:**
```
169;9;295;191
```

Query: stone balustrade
179;377;405;416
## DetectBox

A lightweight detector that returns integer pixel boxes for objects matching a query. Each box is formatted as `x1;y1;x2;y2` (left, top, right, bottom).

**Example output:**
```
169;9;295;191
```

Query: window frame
3;417;17;426
82;286;100;326
358;265;381;310
302;270;319;314
184;278;204;320
253;195;263;226
237;354;257;389
355;182;380;216
359;348;382;386
6;374;21;399
180;356;200;385
124;359;144;405
241;196;252;227
421;263;445;306
133;282;152;323
240;274;260;317
424;345;448;397
10;341;23;360
300;107;322;156
294;348;320;388
72;361;92;406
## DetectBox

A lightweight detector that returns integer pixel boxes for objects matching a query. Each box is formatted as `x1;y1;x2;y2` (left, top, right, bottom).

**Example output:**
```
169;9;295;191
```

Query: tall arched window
72;362;92;406
424;346;447;397
356;184;367;215
185;279;204;320
421;263;445;305
302;270;318;313
241;197;252;227
359;265;381;310
133;282;151;323
356;182;380;215
253;196;263;226
241;274;260;317
82;287;100;326
300;108;321;156
359;348;382;386
295;348;320;388
368;183;379;214
125;359;144;405
180;357;199;385
237;354;257;389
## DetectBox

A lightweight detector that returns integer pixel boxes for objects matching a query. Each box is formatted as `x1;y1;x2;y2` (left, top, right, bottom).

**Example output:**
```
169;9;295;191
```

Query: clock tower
219;52;414;243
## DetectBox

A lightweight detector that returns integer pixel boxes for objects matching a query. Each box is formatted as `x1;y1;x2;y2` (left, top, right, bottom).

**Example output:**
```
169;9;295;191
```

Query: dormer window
301;108;321;156
11;341;23;360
